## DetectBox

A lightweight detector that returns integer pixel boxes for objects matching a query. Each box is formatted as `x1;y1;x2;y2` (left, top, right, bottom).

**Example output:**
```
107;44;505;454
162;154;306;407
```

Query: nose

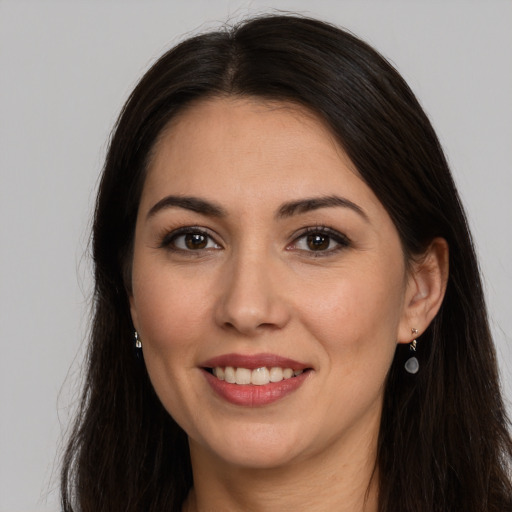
214;251;291;336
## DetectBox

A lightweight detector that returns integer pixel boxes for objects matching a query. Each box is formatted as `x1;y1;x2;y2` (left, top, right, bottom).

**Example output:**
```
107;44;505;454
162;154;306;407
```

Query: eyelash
160;226;221;253
288;226;351;256
159;225;351;256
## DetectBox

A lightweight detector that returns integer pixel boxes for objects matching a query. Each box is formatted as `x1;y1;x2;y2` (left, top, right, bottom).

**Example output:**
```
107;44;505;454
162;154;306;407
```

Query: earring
404;328;419;374
134;331;142;349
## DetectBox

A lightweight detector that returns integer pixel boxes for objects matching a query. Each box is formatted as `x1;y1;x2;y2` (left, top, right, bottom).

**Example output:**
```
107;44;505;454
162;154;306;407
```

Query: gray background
1;1;510;510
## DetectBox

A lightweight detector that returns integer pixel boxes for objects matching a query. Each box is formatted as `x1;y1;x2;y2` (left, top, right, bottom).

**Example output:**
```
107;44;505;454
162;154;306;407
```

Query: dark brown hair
61;14;512;512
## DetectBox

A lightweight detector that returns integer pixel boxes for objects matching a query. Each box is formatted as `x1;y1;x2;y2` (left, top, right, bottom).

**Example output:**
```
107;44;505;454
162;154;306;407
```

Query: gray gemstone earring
134;331;142;349
404;328;419;374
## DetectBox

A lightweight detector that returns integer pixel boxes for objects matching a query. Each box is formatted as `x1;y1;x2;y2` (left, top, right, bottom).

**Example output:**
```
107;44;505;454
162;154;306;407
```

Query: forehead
141;96;381;217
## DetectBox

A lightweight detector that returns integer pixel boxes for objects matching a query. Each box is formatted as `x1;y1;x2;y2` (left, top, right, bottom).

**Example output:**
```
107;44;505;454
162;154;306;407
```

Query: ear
397;237;449;343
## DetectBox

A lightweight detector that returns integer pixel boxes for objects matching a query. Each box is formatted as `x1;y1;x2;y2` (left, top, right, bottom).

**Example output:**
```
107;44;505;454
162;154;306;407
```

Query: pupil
307;234;329;251
185;233;207;250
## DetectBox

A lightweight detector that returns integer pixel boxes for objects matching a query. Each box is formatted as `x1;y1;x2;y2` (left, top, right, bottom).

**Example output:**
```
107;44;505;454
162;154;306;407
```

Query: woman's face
130;97;415;470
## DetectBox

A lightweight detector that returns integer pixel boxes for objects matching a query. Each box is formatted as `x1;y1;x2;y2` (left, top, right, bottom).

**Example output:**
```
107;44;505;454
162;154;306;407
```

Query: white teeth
251;367;270;385
211;366;304;385
283;368;293;379
269;367;284;382
235;367;252;385
213;367;225;380
224;366;236;383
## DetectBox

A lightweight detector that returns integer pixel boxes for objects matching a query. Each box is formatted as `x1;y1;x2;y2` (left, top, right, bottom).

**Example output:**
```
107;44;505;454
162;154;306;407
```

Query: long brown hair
61;15;512;512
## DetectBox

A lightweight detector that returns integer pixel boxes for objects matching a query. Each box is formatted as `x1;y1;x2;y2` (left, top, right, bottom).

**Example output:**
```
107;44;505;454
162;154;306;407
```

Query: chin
216;445;301;470
192;423;309;470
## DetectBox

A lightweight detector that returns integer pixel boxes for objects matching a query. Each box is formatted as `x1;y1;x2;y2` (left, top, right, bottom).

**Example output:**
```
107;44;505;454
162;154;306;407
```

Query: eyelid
287;226;351;254
157;224;349;255
159;226;222;251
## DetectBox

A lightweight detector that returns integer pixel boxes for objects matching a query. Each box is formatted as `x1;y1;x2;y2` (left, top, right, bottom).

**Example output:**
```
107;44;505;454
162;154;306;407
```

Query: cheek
298;263;405;368
130;266;212;424
131;262;215;356
299;266;404;429
303;263;404;331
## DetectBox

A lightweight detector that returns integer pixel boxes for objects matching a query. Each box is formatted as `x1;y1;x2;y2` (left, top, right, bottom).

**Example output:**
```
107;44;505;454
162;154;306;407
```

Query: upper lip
201;353;310;370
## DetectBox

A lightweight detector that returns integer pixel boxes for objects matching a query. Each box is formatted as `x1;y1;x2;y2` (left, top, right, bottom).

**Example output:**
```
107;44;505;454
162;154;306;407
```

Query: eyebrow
146;194;368;222
146;195;226;220
277;195;368;221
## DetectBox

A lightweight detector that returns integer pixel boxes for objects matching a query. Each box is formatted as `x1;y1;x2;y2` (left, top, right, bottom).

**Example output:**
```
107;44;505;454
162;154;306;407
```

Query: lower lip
202;369;310;407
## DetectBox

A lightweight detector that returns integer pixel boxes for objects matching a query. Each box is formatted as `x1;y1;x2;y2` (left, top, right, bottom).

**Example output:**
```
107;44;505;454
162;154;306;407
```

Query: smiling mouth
205;366;310;386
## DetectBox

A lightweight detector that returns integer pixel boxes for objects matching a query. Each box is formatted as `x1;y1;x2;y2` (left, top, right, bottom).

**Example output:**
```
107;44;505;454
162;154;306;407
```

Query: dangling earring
404;328;419;374
134;331;142;349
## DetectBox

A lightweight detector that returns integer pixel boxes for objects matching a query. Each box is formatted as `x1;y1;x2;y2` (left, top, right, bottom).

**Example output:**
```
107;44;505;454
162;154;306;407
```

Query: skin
129;97;448;512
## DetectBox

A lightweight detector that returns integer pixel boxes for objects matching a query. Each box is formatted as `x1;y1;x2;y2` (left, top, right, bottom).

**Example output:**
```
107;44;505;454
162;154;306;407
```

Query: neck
184;420;380;512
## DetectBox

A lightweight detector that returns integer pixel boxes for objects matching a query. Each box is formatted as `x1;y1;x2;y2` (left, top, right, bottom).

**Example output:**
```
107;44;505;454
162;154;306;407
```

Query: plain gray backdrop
1;1;511;510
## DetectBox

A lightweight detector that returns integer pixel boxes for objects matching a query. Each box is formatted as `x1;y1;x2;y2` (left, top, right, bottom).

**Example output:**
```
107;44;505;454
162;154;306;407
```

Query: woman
61;14;512;512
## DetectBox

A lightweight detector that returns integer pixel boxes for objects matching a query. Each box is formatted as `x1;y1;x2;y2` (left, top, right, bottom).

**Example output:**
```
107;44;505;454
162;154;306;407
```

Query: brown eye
290;227;350;255
163;229;221;252
306;233;330;251
185;233;208;250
